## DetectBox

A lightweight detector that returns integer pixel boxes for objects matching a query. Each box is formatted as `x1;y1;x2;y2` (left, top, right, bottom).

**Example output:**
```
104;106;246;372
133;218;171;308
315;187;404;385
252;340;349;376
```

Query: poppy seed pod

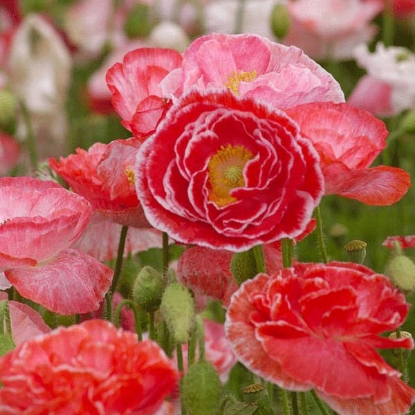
132;266;165;312
386;255;415;293
270;4;291;39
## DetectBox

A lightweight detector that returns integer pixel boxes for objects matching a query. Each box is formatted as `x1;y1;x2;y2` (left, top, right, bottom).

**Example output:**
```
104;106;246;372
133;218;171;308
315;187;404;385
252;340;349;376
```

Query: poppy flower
285;101;411;205
49;138;150;228
162;32;344;108
135;88;324;252
226;261;415;415
383;235;415;249
0;176;113;314
0;319;179;415
0;132;20;175
106;47;183;140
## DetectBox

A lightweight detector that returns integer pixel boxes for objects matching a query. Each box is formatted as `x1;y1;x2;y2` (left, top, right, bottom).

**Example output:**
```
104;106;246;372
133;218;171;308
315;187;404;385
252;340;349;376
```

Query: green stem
252;244;266;274
0;300;12;336
314;205;328;264
149;311;156;340
311;390;332;415
267;382;274;407
281;388;292;415
383;0;394;47
162;232;169;274
104;225;129;321
282;238;293;268
395;328;405;376
20;100;38;172
187;324;196;367
196;315;205;361
113;299;142;340
300;393;309;415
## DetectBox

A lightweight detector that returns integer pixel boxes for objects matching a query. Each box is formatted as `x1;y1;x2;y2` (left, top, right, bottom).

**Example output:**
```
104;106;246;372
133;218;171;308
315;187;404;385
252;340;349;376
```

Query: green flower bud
386;255;415;292
231;249;258;286
124;4;153;38
270;4;291;39
182;360;222;415
160;282;195;344
0;90;18;135
344;240;367;264
133;266;165;312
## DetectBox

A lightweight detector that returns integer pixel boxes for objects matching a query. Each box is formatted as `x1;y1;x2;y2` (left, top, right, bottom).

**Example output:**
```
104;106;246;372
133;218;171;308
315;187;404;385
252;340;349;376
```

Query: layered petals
226;261;415;414
285;101;411;205
5;249;113;315
0;320;179;414
135;89;324;252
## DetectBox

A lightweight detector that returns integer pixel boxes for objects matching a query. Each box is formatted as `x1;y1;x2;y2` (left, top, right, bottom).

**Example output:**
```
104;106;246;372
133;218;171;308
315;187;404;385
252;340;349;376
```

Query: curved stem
20;100;38;172
113;299;142;340
282;238;293;268
252;244;266;274
383;0;394;47
314;205;328;264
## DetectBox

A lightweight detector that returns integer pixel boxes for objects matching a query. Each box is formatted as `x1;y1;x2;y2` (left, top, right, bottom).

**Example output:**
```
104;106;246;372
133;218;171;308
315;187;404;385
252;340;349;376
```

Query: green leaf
222;401;258;415
0;334;15;357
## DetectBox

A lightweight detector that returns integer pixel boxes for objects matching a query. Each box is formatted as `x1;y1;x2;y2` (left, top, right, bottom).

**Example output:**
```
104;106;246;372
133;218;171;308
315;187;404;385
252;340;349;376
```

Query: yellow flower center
225;70;257;95
125;167;135;185
208;144;253;207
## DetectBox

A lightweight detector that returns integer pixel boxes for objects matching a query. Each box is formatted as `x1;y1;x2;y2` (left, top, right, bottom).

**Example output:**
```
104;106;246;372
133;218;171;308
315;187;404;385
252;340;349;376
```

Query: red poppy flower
226;261;415;415
0;319;179;415
135;89;324;252
106;48;183;140
383;235;415;249
49;138;150;227
285;101;411;205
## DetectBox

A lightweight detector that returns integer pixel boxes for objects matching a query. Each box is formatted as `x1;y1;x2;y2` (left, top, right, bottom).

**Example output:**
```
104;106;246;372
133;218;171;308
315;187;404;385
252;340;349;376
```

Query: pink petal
5;249;113;314
383;235;415;249
323;164;411;205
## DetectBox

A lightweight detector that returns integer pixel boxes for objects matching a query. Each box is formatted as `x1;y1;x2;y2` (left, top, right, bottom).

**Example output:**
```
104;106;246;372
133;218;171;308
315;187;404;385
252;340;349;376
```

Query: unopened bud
344;240;367;264
399;111;415;134
133;266;165;312
182;360;221;415
386;255;415;292
270;4;291;39
160;282;195;344
231;249;258;286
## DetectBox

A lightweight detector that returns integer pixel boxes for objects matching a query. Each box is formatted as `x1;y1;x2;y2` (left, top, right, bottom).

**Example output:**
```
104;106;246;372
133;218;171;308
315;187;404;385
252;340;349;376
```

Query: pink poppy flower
177;244;283;306
283;0;382;60
163;32;344;109
285;101;411;205
0;292;50;345
49;138;150;228
0;177;113;314
0;319;179;415
226;261;415;415
106;47;183;140
383;235;415;249
135;89;324;252
0;132;20;175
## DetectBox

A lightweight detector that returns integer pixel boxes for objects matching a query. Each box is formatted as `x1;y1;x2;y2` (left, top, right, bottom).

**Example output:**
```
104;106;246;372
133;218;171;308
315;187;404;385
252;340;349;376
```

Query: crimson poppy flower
0;319;179;415
49;138;150;228
106;48;183;140
135;89;324;252
0;177;112;314
383;235;415;249
226;261;415;415
285;101;411;205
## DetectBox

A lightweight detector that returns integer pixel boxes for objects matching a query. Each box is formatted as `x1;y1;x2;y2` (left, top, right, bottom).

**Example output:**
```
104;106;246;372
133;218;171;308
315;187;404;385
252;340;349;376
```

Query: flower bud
160;282;195;344
344;240;367;264
386;255;415;292
124;4;153;38
0;90;18;134
182;360;221;415
133;266;165;312
270;4;291;39
230;249;258;286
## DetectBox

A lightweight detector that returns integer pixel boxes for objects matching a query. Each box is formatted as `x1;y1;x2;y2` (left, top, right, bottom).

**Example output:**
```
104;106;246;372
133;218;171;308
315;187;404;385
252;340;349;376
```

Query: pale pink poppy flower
0;132;20;175
283;0;382;61
162;33;344;109
0;292;50;345
285;101;411;205
353;43;415;115
0;319;179;415
49;138;150;228
8;14;72;158
106;47;183;140
347;75;395;117
73;212;162;262
0;177;113;315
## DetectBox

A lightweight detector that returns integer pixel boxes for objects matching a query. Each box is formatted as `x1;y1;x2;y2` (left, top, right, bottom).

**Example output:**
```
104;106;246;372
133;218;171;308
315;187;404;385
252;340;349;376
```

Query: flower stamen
225;70;257;95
